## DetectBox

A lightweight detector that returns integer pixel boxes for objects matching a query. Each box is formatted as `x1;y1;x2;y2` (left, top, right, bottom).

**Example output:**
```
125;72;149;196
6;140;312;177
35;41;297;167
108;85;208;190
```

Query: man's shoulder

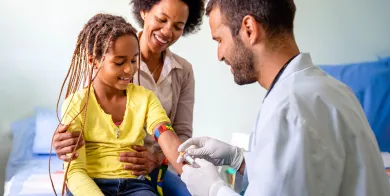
267;72;358;124
280;72;367;135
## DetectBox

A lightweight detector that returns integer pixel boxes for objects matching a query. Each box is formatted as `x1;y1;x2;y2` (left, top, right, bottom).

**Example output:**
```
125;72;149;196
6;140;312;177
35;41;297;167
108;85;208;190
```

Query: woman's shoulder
167;50;193;73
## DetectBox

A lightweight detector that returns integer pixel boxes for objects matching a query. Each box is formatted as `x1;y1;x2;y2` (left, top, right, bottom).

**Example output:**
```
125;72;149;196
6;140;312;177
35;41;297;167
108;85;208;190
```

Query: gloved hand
181;158;227;196
177;137;244;170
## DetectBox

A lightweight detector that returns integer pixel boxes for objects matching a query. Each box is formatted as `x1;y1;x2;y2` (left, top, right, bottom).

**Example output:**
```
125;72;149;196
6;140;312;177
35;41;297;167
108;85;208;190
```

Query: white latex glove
181;158;228;196
177;137;244;170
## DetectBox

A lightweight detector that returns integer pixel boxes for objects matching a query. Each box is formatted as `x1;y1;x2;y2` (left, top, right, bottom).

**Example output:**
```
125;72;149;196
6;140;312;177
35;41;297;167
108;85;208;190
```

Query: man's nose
217;47;224;62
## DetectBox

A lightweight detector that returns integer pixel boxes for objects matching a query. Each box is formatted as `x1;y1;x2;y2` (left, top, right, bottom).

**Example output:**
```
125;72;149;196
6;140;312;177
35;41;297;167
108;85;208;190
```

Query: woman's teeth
119;77;130;81
155;34;168;44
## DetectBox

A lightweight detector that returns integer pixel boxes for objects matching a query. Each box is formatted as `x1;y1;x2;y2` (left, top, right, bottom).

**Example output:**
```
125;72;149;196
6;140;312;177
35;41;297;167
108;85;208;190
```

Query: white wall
0;0;389;194
294;0;390;64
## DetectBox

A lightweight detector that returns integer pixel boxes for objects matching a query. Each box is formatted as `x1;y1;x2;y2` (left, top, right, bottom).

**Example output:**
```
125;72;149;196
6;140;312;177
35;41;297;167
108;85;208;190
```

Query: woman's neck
139;32;164;66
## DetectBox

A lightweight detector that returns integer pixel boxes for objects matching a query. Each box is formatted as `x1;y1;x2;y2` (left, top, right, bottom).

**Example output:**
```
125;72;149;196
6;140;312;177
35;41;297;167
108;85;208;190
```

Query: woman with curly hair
53;0;205;195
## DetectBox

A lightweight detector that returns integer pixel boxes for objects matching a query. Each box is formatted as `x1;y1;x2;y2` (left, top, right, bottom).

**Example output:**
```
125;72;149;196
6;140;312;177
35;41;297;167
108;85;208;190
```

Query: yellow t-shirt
61;84;170;196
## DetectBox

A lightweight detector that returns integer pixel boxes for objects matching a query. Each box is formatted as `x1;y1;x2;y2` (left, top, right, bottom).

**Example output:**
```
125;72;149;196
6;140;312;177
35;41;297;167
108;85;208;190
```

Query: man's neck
256;38;300;90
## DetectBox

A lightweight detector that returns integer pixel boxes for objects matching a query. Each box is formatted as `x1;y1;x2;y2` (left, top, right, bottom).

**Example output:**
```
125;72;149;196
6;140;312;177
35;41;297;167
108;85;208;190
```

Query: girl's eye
115;62;125;66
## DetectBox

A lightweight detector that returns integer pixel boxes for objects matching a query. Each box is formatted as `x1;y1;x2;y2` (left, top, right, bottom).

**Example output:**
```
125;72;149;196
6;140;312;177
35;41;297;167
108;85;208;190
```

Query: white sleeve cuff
209;180;226;196
231;147;245;170
216;184;241;196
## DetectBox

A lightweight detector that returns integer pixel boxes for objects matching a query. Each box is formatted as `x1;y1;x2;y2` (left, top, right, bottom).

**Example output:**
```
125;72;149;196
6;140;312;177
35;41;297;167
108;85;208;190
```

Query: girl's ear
88;55;99;69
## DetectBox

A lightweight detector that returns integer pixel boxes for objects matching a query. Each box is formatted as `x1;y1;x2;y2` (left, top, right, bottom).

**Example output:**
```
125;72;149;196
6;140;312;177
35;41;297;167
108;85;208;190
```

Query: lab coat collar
277;53;314;84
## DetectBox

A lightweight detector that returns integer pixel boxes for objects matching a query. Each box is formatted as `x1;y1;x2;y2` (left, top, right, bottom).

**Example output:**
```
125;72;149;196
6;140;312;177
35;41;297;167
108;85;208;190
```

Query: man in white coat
177;0;390;195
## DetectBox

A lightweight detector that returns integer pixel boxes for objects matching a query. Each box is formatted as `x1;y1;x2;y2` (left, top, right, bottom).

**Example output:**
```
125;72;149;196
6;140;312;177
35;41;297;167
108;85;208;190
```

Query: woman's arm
53;124;84;161
172;66;195;142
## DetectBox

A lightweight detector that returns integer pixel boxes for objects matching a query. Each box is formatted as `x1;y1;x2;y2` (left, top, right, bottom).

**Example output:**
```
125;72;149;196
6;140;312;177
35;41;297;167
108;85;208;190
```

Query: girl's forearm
153;123;184;174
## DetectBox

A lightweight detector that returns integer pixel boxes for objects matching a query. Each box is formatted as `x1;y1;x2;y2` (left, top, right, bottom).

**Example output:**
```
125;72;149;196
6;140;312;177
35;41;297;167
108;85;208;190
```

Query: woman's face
141;0;189;53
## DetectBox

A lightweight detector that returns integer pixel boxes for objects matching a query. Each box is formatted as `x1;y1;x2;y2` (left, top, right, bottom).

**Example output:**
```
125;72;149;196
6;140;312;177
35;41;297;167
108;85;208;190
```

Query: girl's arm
153;122;184;174
61;98;104;196
145;93;185;174
63;146;104;196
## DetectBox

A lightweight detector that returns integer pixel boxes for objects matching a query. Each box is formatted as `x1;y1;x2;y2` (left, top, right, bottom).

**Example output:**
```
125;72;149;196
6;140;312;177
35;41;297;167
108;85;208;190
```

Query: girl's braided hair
49;13;140;196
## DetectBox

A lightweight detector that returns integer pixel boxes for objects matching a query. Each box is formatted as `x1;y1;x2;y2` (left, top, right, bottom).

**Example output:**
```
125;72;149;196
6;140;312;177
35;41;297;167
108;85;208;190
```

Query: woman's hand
120;146;160;176
53;124;84;161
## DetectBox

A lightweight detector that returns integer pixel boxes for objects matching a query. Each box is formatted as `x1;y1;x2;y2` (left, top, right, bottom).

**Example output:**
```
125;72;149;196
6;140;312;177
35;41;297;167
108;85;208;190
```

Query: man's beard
229;37;258;85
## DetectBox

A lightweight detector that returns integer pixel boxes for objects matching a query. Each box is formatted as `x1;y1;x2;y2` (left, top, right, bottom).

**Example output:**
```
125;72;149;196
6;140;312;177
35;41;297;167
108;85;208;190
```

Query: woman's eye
131;60;137;63
175;26;183;31
158;18;166;23
115;62;125;66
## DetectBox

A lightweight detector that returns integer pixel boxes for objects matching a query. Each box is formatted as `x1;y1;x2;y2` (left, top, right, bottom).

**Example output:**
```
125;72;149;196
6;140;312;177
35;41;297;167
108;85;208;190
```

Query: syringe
179;152;200;168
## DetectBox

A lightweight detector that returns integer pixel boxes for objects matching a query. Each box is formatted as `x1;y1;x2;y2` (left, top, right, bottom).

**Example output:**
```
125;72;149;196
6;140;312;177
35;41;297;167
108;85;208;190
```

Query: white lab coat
217;53;390;196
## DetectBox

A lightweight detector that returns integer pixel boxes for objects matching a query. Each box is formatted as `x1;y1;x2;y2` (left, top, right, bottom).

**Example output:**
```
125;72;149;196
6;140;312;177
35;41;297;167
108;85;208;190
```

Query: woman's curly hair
130;0;205;36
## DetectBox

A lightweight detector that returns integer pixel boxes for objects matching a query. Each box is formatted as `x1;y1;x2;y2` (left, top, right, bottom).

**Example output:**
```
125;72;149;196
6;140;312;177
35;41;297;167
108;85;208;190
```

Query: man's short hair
206;0;296;38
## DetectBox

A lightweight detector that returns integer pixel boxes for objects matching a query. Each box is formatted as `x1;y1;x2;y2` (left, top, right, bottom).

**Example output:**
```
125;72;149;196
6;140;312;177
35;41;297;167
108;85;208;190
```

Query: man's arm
242;110;344;195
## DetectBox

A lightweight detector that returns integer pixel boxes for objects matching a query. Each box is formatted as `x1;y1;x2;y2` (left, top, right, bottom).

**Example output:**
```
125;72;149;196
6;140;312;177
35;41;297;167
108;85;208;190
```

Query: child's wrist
153;123;174;142
153;151;165;168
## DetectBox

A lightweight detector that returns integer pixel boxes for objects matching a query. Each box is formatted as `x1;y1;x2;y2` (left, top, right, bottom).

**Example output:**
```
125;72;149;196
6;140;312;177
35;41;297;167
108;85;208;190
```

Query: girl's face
94;35;139;91
141;0;189;53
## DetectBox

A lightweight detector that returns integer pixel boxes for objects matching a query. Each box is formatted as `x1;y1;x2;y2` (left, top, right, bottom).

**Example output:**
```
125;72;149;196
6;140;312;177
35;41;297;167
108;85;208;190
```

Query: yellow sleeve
145;91;171;135
61;96;104;196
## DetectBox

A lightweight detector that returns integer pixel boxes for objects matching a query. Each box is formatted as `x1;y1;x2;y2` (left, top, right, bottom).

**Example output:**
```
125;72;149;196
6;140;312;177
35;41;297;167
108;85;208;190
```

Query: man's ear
239;15;262;46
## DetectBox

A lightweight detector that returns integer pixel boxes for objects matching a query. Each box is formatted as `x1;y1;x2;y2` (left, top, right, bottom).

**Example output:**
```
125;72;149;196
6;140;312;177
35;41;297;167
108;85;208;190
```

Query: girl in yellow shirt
56;13;184;196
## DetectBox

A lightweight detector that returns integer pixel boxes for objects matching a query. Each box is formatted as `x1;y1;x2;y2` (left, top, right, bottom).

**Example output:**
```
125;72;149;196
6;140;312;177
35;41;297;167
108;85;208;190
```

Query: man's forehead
208;7;225;35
